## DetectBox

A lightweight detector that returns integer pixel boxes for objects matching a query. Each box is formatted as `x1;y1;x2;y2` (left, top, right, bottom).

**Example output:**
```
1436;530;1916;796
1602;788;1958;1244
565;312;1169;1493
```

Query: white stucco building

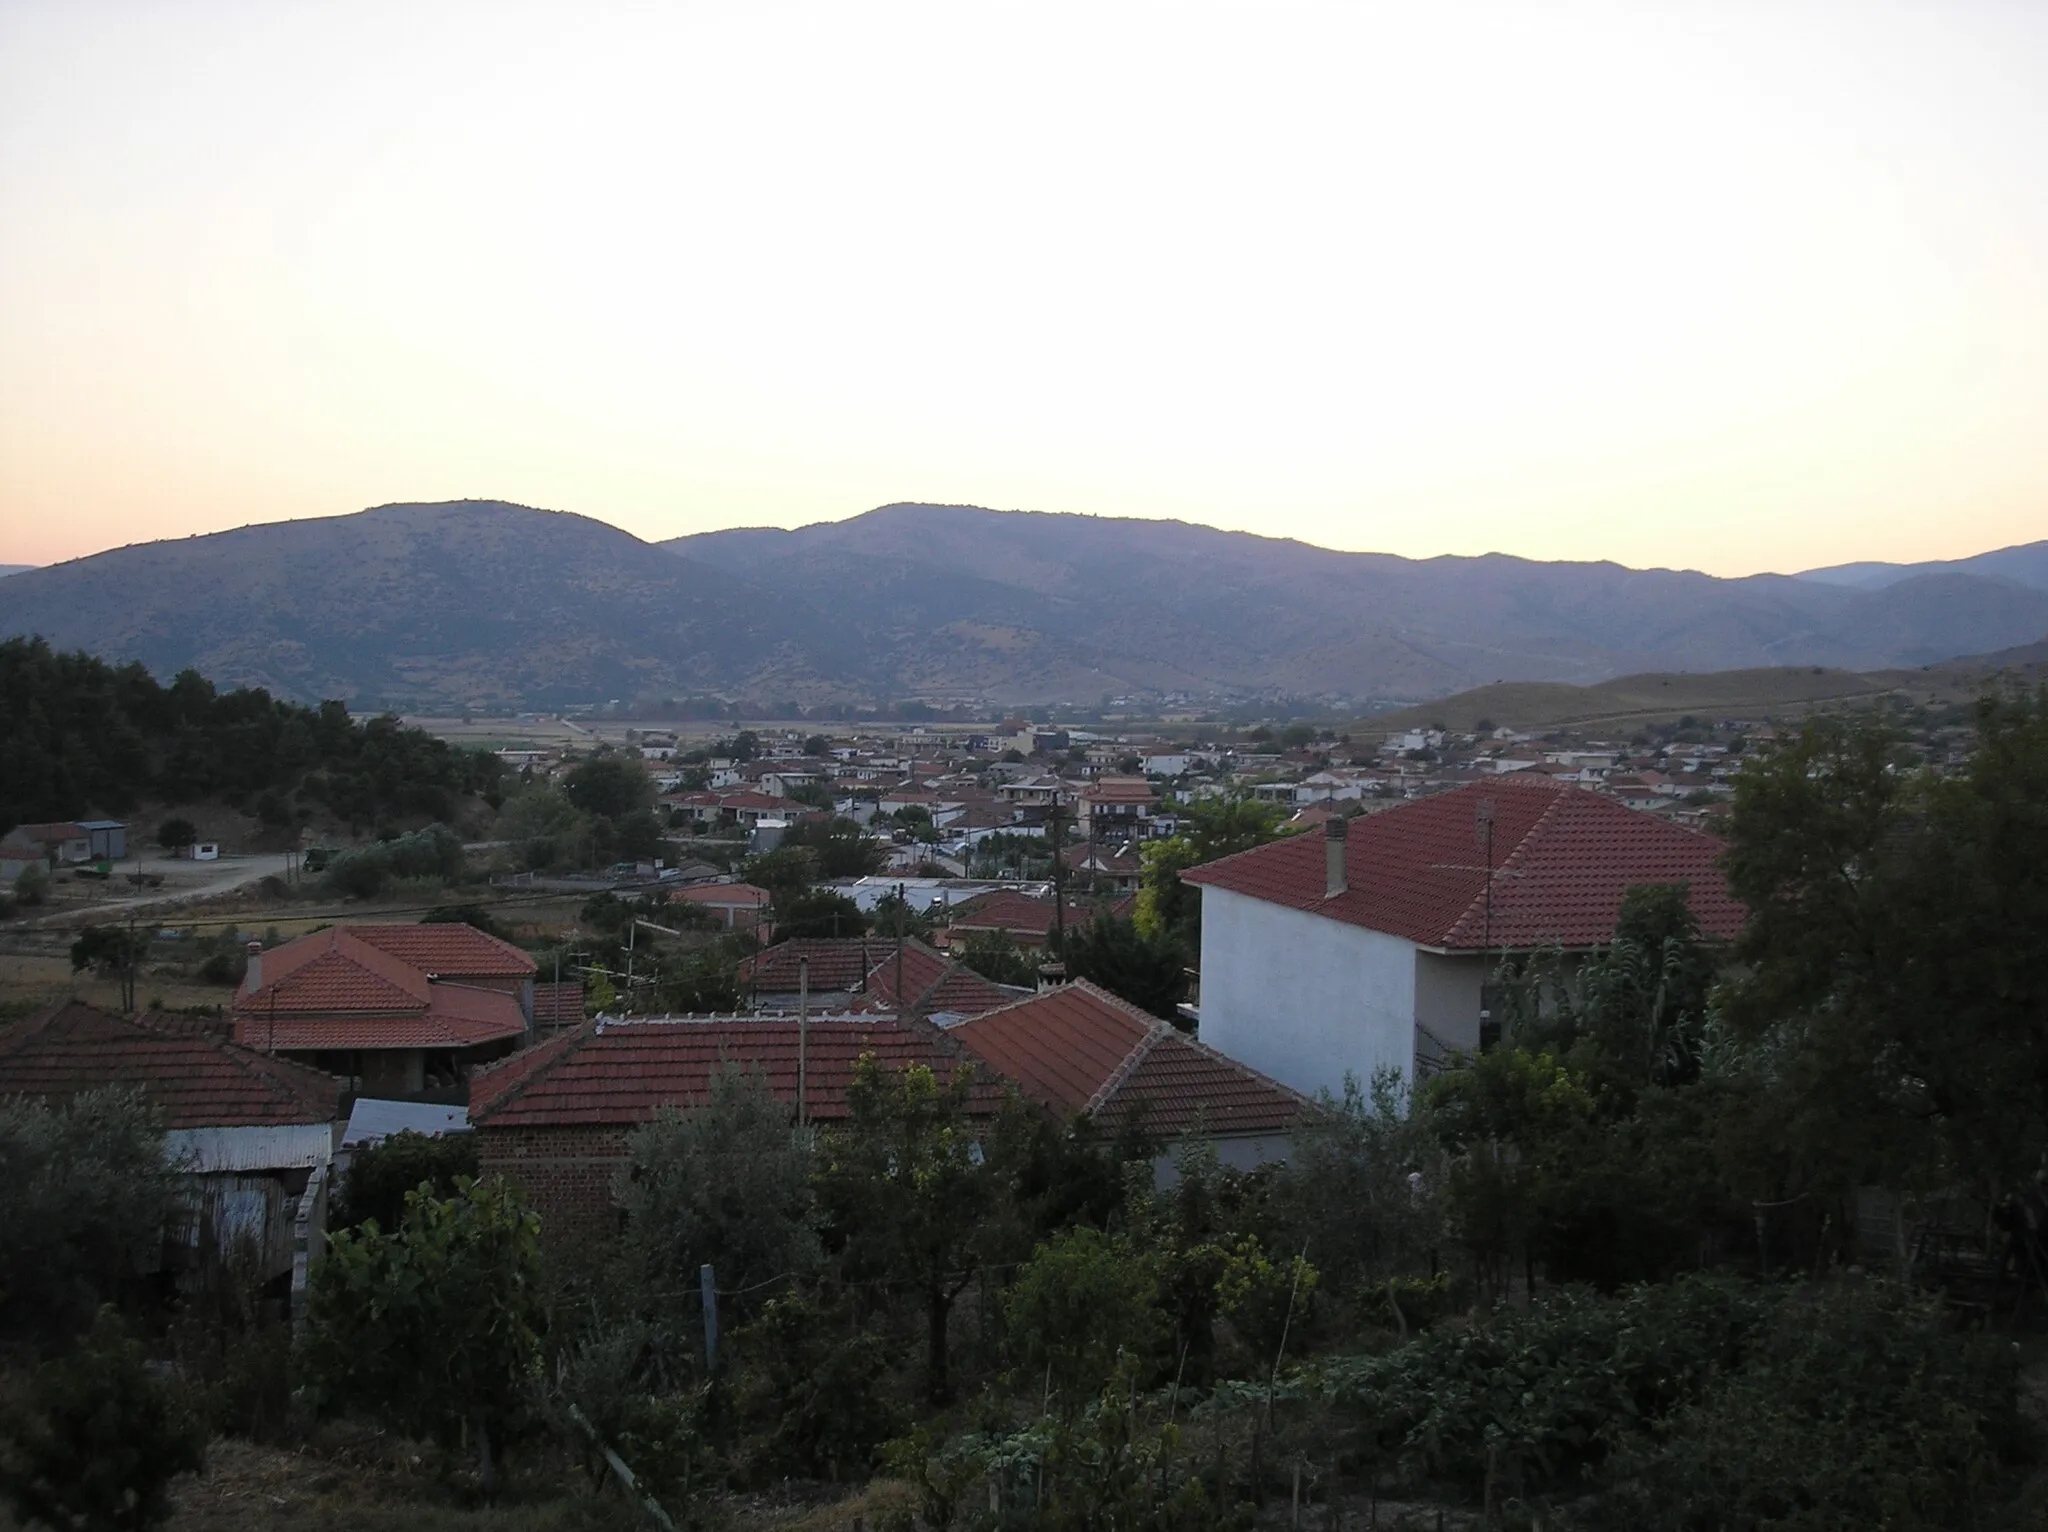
1184;778;1745;1101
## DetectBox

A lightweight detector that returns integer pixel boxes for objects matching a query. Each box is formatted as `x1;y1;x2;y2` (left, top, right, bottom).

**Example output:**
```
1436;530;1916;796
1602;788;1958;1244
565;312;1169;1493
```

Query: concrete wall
1197;885;1418;1100
1413;950;1487;1059
1151;1132;1293;1187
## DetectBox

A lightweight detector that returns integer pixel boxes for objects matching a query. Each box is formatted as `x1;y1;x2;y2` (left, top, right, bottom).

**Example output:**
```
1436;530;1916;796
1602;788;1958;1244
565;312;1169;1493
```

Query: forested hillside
0;637;504;835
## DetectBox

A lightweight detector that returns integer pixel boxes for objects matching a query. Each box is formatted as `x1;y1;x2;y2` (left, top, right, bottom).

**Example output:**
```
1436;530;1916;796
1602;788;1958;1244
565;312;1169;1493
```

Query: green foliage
1594;1278;2027;1531
331;1129;481;1234
1056;913;1187;1022
13;863;49;906
1135;793;1288;946
1004;1228;1167;1408
741;844;818;907
1322;1272;1773;1497
154;817;196;850
420;903;514;940
734;1291;900;1479
324;822;465;898
1269;1071;1444;1307
0;1307;206;1532
956;927;1037;987
780;816;886;877
562;754;656;821
0;1089;172;1343
68;922;155;978
0;637;502;835
1421;1047;1596;1298
816;1058;1008;1402
773;887;866;941
300;1176;545;1487
616;1066;820;1299
1720;688;2048;1203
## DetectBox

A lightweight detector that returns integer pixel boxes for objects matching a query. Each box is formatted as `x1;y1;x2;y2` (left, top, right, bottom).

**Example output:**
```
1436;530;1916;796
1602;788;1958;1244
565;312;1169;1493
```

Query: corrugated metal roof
342;1098;470;1147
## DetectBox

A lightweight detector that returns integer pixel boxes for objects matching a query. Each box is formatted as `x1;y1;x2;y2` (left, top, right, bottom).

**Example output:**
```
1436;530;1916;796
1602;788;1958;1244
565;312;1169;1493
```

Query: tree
1058;913;1187;1023
1004;1227;1166;1412
0;1307;206;1532
617;1065;819;1301
781;816;885;878
1420;1046;1596;1301
1719;692;2048;1205
330;1129;479;1233
1135;793;1288;946
301;1177;545;1489
803;734;831;757
0;1089;173;1343
774;888;865;941
743;844;819;908
563;755;655;821
731;731;761;762
815;1057;1001;1402
956;928;1036;987
155;817;196;852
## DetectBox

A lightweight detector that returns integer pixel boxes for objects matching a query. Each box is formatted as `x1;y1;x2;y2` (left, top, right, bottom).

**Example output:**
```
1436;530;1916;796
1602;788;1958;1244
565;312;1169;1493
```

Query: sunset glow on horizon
3;1;2045;576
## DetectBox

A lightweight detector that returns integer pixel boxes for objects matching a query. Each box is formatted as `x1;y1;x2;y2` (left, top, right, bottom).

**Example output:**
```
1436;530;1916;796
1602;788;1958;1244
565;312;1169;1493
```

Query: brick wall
478;1124;631;1244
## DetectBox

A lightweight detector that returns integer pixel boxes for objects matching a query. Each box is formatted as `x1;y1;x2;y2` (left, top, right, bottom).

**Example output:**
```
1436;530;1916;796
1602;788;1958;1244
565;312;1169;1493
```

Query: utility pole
1048;797;1069;951
796;955;809;1124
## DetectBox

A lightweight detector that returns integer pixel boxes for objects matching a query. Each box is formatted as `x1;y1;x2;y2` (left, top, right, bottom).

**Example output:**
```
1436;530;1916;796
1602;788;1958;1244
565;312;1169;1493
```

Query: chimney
1324;816;1348;898
242;940;264;995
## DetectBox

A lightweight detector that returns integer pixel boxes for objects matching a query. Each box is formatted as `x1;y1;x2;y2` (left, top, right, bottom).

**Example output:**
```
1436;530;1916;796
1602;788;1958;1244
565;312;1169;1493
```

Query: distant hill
3;499;2046;710
668;503;2048;702
1795;539;2048;593
0;502;843;711
0;565;33;579
1371;645;2048;734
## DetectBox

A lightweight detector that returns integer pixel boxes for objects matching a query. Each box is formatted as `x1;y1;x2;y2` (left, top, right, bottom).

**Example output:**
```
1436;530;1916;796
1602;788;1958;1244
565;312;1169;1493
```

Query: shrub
300;1177;544;1490
1004;1228;1167;1409
0;1089;172;1343
0;1307;206;1532
330;1129;480;1233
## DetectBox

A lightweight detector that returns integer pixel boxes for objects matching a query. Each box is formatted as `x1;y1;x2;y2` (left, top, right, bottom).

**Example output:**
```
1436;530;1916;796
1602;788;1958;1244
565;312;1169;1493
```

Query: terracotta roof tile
949;981;1307;1137
0;1001;340;1129
740;938;885;994
347;923;538;979
1184;777;1742;949
469;1014;1005;1128
232;982;525;1052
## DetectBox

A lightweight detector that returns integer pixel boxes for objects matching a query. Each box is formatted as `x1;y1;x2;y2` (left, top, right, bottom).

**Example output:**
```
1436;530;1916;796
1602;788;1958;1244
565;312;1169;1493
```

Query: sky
2;1;2045;576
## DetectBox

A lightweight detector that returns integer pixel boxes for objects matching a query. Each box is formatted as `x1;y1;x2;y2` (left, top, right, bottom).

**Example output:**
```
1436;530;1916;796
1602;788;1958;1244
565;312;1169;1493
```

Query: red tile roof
532;981;586;1030
948;890;1062;937
740;938;886;994
0;1001;340;1129
347;923;537;979
230;926;531;1051
671;882;771;908
469;1014;1005;1128
1184;777;1742;950
851;940;1024;1019
234;982;524;1052
949;981;1307;1137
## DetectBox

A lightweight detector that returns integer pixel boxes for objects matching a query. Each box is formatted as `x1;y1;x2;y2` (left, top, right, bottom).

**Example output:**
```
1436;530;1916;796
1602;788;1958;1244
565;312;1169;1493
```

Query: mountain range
1794;541;2048;594
0;500;2043;712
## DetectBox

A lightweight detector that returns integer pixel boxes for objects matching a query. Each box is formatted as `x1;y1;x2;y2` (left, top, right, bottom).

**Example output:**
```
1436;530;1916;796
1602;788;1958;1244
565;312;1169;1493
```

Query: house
739;935;1025;1020
1077;777;1159;840
668;880;772;933
0;1001;341;1294
949;980;1310;1182
944;889;1066;949
1183;777;1745;1100
469;1012;1007;1239
234;924;538;1099
7;821;95;866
